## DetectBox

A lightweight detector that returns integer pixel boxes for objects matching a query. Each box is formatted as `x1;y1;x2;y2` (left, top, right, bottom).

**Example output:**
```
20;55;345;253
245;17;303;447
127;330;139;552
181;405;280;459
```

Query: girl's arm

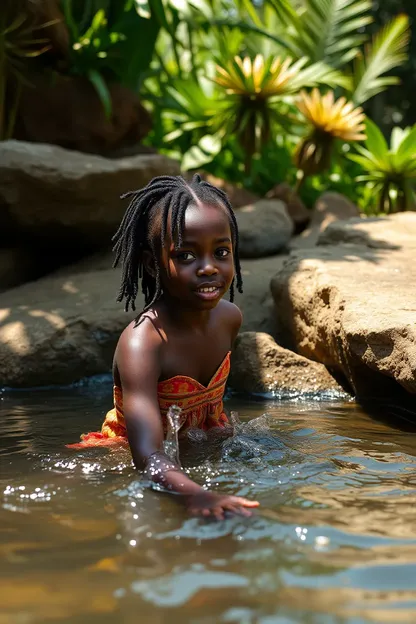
115;322;258;518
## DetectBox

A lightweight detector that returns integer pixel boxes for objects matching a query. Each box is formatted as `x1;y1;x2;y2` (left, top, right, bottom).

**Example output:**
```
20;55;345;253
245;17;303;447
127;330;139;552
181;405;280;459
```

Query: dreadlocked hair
112;173;243;313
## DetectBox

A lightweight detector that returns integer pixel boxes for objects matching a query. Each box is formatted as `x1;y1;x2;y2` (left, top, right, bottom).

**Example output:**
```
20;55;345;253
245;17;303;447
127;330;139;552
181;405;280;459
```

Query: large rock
0;268;138;388
0;141;179;248
229;332;343;396
291;192;360;249
317;213;416;249
236;199;294;258
0;253;286;387
271;213;416;399
0;247;37;292
266;183;310;233
236;256;287;335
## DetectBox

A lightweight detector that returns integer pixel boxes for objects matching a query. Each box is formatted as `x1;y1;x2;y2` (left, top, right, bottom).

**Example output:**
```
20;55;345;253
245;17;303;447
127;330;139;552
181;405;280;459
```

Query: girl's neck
159;294;212;331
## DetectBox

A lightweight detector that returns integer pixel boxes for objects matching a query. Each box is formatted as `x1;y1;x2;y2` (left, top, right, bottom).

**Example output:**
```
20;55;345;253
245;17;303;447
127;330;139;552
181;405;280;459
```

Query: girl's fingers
227;503;253;517
235;498;259;507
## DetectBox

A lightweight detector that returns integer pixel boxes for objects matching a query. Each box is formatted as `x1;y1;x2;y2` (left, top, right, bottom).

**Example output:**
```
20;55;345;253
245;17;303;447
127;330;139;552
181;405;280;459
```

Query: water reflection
0;390;415;623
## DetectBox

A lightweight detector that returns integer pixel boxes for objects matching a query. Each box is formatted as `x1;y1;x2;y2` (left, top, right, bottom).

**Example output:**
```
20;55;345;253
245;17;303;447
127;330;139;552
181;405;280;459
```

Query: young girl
69;174;259;519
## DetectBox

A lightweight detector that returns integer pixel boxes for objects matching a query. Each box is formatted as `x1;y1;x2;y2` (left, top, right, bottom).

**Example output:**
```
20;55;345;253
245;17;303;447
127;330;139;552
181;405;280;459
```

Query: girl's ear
143;250;156;278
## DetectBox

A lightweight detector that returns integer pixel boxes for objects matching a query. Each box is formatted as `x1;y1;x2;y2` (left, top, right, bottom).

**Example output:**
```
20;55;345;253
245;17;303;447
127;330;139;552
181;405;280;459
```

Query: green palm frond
351;14;410;105
264;0;300;27
287;0;373;67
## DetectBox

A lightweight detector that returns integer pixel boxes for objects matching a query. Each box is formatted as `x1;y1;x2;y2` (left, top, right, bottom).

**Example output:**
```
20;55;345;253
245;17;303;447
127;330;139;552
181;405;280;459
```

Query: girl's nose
197;260;219;276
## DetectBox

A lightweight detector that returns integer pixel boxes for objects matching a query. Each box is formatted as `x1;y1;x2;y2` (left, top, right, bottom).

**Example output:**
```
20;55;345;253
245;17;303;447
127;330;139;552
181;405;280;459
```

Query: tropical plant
0;1;54;139
260;1;410;106
211;53;345;173
348;118;416;213
350;13;410;104
143;0;410;189
294;88;366;189
281;0;374;67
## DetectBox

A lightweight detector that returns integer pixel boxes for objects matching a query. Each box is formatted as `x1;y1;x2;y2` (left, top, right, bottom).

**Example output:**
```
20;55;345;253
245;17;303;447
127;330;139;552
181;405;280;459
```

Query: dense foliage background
1;0;415;213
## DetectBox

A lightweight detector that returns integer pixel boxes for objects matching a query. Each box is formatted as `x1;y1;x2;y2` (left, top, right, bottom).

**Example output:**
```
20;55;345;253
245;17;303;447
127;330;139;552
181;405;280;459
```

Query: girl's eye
216;248;231;258
177;251;195;261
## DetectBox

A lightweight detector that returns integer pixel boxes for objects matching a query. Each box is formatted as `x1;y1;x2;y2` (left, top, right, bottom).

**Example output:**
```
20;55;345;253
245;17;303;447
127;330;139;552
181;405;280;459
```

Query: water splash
221;412;280;462
229;410;242;432
163;405;182;466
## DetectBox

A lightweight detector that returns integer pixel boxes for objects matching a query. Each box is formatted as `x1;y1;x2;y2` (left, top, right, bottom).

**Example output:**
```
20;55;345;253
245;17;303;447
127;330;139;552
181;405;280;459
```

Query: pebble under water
1;381;416;623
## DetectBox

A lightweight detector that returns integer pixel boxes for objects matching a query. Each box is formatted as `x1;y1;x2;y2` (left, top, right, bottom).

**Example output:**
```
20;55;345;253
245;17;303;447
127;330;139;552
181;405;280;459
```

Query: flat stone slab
271;213;416;398
0;140;179;247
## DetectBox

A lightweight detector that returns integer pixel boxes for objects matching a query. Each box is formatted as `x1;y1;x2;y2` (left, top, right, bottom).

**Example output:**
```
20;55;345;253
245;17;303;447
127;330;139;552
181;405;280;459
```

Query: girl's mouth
195;285;222;300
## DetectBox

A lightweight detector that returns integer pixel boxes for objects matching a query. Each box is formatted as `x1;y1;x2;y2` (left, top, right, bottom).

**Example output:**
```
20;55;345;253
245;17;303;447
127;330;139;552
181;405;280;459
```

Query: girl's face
160;202;235;310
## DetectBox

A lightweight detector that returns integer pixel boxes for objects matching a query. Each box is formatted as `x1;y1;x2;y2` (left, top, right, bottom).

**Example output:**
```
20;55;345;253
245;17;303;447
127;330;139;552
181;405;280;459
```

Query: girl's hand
185;491;259;520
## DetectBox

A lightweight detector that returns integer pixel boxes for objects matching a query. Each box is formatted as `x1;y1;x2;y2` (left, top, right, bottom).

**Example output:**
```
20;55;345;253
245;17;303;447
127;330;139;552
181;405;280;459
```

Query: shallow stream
1;381;416;623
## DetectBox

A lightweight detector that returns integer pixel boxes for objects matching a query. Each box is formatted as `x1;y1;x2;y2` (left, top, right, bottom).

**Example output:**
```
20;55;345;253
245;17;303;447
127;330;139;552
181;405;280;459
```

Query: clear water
1;381;416;623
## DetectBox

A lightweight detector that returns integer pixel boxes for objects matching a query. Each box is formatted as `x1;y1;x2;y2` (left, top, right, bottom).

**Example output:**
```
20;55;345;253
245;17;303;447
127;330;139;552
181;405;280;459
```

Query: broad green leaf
291;61;348;90
182;133;222;170
348;154;376;171
396;126;416;163
364;118;388;159
355;174;383;183
353;143;386;170
390;126;408;153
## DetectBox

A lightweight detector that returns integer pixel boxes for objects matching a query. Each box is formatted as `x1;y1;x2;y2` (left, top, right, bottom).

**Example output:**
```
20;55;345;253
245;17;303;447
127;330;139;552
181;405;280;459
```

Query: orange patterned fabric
67;352;231;448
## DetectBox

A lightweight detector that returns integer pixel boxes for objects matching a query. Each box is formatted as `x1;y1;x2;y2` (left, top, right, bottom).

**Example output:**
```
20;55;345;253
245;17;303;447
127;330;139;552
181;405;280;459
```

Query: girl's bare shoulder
217;299;243;335
116;312;166;362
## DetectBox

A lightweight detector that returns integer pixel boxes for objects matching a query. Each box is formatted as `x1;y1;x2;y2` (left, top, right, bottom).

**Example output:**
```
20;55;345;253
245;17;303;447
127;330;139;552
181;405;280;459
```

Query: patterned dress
67;352;230;448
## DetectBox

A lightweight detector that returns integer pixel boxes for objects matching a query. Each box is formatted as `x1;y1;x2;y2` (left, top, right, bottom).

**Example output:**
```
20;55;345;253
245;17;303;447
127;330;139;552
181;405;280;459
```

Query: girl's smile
161;202;235;310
